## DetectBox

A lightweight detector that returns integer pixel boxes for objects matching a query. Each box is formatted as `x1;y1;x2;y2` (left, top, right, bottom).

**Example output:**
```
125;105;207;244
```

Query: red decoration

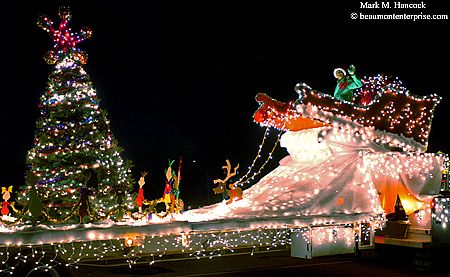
37;6;92;64
37;7;92;52
1;202;10;216
136;188;144;207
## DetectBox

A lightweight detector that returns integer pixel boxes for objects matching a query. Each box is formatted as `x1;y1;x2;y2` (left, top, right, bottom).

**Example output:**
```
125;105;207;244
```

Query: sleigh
253;75;441;152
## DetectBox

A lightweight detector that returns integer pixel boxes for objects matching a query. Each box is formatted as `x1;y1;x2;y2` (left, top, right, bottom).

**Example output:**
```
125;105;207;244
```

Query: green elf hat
164;159;175;175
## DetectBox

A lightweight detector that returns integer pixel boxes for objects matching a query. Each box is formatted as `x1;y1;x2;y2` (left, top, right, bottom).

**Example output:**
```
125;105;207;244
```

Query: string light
235;127;283;187
432;197;450;229
0;223;378;275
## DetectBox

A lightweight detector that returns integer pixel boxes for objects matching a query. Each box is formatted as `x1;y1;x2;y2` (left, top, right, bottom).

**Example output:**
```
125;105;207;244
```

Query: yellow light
125;238;134;247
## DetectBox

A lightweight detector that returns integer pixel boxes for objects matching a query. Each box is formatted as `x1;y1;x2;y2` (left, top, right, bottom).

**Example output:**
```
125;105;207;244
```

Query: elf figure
333;65;363;102
163;161;175;213
1;186;13;216
136;171;147;213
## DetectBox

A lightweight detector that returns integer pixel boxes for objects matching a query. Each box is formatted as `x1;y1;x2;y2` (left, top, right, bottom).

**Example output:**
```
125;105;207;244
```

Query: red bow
339;81;350;90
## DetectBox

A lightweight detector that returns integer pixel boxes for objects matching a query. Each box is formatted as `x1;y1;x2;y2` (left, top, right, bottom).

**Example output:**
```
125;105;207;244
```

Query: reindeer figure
213;160;243;205
136;171;147;213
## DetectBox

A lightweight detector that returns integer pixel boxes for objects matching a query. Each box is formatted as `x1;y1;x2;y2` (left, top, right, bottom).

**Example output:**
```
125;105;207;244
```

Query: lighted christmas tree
19;7;134;223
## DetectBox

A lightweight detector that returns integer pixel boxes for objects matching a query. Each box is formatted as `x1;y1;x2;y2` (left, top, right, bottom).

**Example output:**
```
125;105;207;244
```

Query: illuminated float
251;75;444;215
1;6;448;274
179;75;447;259
186;75;444;222
247;76;448;255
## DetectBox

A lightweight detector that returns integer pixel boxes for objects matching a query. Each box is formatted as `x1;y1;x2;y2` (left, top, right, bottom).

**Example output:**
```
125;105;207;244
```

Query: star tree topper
37;6;92;64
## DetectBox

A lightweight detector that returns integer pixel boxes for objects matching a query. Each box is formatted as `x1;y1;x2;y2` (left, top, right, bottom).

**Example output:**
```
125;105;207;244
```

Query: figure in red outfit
136;171;147;213
1;186;13;216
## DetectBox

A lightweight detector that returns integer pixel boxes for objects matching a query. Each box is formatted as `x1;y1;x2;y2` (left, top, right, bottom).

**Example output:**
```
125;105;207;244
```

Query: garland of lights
235;103;292;187
234;127;283;187
238;127;271;180
236;130;283;187
0;222;378;275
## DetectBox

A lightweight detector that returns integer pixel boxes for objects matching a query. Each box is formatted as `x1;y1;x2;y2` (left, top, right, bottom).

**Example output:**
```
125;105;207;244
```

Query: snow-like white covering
184;126;443;225
184;127;384;223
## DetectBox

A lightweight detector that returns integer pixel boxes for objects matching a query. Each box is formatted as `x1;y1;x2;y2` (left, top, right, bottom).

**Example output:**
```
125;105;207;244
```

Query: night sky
2;1;449;207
